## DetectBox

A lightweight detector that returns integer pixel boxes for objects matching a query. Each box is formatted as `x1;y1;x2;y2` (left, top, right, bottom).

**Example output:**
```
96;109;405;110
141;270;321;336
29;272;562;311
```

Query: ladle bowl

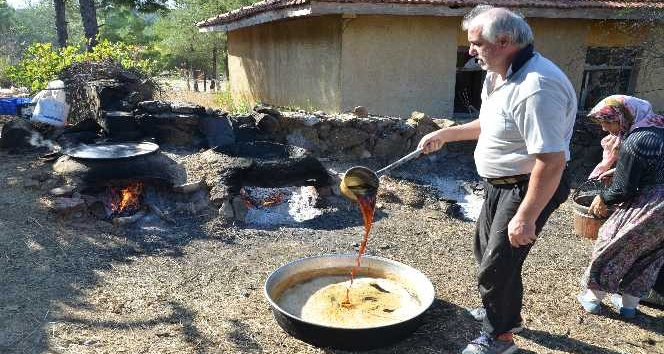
340;148;423;201
339;166;380;202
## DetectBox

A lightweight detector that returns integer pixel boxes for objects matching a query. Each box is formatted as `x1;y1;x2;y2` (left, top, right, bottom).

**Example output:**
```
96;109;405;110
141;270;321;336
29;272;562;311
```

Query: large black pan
264;254;435;350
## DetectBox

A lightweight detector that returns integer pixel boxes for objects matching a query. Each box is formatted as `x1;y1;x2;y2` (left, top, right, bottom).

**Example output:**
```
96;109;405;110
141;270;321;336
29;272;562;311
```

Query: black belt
484;174;530;185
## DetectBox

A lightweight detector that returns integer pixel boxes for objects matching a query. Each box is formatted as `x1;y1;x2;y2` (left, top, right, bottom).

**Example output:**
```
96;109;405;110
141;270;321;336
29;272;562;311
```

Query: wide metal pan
64;141;159;160
264;254;435;350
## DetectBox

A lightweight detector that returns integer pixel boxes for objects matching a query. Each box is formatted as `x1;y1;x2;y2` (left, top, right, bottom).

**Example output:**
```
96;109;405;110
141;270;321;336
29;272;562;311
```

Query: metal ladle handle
375;148;423;176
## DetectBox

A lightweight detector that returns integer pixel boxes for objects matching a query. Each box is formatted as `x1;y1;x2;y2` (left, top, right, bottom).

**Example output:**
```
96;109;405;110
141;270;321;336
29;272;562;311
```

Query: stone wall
238;106;440;160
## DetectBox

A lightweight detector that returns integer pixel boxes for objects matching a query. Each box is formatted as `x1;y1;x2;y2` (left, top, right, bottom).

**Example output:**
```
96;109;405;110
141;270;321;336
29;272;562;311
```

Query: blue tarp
0;97;32;115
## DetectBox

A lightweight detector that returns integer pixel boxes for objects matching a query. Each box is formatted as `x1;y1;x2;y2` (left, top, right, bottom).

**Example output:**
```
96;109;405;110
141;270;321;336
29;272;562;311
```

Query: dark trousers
474;171;570;335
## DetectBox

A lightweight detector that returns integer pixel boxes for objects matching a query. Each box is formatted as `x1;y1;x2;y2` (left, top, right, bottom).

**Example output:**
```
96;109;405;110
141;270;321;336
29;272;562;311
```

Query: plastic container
31;80;69;127
0;97;32;115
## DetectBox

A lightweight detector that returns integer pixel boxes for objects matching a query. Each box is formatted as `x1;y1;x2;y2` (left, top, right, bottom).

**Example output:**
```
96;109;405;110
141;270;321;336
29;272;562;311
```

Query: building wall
529;19;589;94
227;16;343;112
340;16;459;117
226;14;664;115
634;26;664;112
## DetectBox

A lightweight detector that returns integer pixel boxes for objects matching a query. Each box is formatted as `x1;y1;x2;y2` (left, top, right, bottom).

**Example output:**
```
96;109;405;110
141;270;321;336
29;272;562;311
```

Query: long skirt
581;184;664;297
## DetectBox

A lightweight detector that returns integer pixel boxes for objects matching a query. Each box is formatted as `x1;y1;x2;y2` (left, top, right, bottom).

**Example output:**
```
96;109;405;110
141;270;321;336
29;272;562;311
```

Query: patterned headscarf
587;95;664;179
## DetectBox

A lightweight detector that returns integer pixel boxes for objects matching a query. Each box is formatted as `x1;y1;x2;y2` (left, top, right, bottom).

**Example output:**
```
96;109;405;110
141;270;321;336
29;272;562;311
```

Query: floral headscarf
587;95;664;179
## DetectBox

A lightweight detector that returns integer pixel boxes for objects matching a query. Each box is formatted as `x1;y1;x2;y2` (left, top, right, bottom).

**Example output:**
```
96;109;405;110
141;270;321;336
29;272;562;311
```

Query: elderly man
418;5;576;354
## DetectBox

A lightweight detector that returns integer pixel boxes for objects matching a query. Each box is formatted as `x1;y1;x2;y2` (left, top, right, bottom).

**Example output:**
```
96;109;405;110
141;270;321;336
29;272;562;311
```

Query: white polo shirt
474;53;577;178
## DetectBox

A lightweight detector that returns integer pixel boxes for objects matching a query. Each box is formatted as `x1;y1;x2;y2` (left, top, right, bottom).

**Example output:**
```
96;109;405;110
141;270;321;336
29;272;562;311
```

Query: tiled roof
196;0;664;28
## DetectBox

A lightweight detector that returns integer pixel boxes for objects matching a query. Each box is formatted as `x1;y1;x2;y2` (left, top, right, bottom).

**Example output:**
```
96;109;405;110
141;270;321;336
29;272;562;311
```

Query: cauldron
264;254;435;350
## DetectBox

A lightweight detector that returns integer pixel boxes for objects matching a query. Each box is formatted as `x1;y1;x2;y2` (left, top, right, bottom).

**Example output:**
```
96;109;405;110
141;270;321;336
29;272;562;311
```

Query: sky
6;0;33;9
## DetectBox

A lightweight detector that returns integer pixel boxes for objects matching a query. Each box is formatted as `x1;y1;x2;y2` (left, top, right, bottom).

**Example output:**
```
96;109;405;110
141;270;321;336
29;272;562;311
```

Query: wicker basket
571;179;609;241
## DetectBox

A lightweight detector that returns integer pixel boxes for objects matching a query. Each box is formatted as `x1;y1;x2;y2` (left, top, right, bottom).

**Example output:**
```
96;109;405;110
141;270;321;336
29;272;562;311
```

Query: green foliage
7;40;157;92
0;56;12;87
99;6;157;46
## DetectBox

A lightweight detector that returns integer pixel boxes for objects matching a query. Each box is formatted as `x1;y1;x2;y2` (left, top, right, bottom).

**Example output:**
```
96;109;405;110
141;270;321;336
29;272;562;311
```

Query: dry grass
0;116;662;354
156;82;253;114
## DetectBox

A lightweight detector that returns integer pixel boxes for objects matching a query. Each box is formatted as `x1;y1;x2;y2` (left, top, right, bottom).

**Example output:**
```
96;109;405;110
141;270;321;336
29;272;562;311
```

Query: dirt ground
1;117;662;354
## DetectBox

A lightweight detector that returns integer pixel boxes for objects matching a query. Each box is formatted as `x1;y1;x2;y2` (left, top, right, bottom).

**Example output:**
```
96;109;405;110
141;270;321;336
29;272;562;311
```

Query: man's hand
508;217;537;247
588;195;608;218
417;129;447;154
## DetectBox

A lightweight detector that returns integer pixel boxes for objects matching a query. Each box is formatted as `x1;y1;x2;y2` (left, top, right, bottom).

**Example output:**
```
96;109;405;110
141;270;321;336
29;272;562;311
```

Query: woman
577;95;664;319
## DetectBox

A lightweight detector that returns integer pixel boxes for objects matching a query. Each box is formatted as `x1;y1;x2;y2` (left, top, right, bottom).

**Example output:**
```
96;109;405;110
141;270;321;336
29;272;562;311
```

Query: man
418;5;576;354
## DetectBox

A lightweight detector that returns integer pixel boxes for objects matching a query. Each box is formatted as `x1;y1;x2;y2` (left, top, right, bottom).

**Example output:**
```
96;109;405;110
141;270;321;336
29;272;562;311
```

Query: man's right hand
417;129;447;154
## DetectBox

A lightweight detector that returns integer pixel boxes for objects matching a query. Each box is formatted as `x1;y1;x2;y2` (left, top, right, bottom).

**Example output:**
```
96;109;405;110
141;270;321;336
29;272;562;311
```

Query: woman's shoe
577;293;601;314
610;294;637;319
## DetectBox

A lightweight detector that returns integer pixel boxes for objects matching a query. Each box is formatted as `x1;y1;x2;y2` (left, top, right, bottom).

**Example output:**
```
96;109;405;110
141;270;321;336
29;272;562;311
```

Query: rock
51;197;86;215
313;110;326;117
199;115;235;148
231;196;248;221
353;106;369;118
170;102;205;115
30;171;51;182
219;200;235;219
0;119;38;151
301;115;320;127
410;111;429;122
253;113;281;133
101;111;142;140
137;100;171;114
372;130;408;158
172;180;207;194
23;180;41;189
253;104;282;118
50;185;76;196
433;118;456;129
286;129;321;153
136;113;203;146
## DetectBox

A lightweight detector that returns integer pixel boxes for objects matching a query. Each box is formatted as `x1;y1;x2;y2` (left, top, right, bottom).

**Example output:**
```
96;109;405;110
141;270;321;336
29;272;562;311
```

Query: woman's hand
588;195;609;218
598;168;615;186
417;129;447;154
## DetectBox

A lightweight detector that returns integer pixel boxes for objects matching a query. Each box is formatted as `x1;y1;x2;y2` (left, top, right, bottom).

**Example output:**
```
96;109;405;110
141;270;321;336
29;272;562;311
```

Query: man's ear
496;34;511;48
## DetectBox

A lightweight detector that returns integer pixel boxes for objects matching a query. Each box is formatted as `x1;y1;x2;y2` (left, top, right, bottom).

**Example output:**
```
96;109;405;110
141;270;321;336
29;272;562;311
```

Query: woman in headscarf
577;95;664;319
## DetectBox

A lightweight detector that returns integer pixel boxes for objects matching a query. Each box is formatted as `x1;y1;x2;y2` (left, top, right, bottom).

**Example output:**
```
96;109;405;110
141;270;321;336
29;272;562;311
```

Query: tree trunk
212;43;218;91
78;0;98;50
54;0;68;47
203;71;207;92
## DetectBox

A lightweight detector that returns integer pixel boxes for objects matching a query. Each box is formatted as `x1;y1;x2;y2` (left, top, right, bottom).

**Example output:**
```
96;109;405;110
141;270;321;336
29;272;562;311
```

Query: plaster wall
529;19;589;94
227;16;342;112
634;26;664;112
340;16;459;117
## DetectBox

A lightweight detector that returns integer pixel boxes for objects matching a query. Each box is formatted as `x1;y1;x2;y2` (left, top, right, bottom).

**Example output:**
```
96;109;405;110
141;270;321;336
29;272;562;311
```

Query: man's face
467;26;504;72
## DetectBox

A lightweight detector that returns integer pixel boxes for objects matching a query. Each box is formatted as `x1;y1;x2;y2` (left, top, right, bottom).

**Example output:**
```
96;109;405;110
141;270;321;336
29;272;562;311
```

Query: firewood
111;209;147;226
145;200;175;224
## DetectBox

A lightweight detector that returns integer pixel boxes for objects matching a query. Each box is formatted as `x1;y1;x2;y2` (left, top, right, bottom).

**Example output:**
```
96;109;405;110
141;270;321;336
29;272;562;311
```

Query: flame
110;182;143;214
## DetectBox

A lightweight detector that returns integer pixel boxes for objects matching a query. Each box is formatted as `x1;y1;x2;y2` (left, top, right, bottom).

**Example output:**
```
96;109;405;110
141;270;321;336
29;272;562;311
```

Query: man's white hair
461;5;534;48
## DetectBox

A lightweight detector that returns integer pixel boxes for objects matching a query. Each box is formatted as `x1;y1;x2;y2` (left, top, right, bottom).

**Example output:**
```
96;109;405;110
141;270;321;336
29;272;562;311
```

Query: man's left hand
508;217;537;247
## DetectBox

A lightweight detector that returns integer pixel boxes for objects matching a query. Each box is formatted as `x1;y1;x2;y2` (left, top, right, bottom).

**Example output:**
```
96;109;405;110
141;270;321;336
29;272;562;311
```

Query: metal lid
64;142;159;160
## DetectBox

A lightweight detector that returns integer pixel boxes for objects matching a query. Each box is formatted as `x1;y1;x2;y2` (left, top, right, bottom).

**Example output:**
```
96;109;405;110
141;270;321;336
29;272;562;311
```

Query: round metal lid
65;142;160;160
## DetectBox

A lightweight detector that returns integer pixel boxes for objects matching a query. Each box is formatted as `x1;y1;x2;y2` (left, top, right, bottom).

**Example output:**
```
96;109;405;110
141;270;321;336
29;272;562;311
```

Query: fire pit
264;254;435;350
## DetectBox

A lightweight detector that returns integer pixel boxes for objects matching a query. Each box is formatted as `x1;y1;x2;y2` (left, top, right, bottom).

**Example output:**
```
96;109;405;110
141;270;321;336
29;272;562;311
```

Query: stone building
197;0;664;118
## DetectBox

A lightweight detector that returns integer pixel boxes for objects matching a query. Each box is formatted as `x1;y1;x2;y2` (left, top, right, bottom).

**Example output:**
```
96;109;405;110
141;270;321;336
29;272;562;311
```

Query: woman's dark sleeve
600;139;645;205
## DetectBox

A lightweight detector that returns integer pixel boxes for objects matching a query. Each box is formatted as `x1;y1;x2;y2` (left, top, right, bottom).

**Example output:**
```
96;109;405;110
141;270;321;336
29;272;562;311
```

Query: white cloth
474;53;577;178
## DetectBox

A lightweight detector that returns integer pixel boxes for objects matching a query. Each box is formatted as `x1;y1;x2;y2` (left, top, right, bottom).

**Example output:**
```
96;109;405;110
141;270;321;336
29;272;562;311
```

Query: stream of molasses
342;194;377;308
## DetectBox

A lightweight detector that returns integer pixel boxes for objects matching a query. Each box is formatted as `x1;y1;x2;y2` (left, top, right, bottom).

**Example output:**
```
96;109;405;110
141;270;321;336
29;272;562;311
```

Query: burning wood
108;181;144;215
240;188;286;209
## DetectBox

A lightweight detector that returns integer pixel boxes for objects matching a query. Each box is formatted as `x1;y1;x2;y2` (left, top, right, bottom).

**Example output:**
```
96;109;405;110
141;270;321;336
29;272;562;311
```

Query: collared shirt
474;49;577;178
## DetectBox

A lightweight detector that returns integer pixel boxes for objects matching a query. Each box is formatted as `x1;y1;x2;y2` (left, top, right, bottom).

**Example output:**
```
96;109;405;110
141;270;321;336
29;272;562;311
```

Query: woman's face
599;120;621;135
